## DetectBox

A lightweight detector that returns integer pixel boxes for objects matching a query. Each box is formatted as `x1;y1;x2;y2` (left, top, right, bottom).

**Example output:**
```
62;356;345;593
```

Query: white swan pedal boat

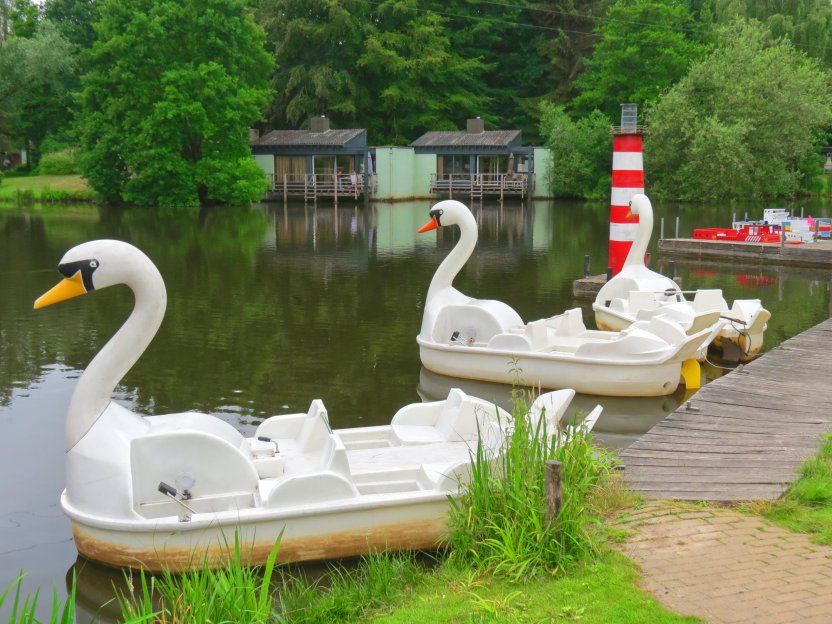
417;201;712;397
34;240;585;572
593;194;770;361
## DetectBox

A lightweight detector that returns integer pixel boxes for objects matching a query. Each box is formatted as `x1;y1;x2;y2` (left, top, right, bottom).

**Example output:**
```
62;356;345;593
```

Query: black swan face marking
58;259;99;292
429;208;444;226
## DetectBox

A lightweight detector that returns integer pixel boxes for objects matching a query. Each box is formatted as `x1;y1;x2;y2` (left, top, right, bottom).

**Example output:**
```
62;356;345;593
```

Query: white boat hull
419;339;683;397
65;492;450;572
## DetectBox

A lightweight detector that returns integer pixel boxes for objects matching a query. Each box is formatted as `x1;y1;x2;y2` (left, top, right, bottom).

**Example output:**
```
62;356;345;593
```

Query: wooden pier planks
620;318;832;502
658;238;832;268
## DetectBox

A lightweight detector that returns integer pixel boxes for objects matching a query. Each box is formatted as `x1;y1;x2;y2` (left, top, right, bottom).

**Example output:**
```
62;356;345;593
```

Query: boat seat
528;389;576;432
692;289;725;314
552;308;587;337
486;332;532;351
628;290;658;309
525;319;550;350
391;388;489;444
432;304;506;345
633;315;686;346
254;400;332;452
131;429;259;513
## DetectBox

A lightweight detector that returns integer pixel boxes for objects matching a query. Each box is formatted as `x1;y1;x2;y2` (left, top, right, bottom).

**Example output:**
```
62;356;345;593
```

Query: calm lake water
2;197;830;620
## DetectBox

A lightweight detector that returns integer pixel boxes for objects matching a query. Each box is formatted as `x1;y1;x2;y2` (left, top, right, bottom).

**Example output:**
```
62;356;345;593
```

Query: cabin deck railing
265;173;377;201
429;173;530;199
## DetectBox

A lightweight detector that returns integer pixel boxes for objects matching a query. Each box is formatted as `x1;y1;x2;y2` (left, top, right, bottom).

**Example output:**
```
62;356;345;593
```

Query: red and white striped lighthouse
608;103;645;277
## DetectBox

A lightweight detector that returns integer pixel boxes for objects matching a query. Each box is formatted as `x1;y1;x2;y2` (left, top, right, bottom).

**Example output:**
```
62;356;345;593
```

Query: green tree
356;0;490;144
527;0;611;103
646;19;832;200
43;0;99;50
0;22;75;154
708;0;832;66
76;0;273;206
572;0;708;119
2;0;39;39
257;0;366;129
421;0;549;139
539;102;611;198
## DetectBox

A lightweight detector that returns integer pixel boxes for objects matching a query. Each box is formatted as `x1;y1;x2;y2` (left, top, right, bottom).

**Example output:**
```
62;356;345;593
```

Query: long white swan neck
623;203;653;268
65;260;166;451
427;209;478;302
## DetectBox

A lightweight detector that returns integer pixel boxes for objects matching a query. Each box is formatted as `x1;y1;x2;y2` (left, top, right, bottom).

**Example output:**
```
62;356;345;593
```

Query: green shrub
3;164;32;177
38;149;79;175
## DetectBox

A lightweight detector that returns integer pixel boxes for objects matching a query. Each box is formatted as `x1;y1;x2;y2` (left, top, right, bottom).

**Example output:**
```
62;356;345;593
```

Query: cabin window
313;155;354;175
274;156;306;179
477;155;508;175
437;155;471;175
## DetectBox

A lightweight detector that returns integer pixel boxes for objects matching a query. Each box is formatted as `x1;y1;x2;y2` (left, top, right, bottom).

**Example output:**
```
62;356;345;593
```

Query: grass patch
761;433;832;543
372;551;702;624
0;175;97;202
276;550;425;623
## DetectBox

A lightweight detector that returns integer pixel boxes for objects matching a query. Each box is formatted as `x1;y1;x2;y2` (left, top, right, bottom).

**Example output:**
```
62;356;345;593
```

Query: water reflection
1;197;830;622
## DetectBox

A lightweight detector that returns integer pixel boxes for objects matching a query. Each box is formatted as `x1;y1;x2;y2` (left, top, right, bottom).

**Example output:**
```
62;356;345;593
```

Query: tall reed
446;386;617;579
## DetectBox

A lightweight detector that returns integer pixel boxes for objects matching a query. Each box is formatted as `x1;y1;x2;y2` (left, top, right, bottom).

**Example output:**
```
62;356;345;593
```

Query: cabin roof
252;129;366;147
410;130;521;148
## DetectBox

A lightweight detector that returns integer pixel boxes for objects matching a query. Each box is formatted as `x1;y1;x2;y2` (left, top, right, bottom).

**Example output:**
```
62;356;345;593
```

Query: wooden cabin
409;118;533;199
250;116;375;202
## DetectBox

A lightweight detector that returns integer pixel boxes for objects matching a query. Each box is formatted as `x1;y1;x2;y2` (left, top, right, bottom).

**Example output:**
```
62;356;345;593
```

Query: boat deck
620;317;832;502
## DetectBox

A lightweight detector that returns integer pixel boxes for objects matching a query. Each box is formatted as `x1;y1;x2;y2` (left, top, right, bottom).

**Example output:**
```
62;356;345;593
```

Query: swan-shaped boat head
596;193;680;305
35;240;167;451
417;200;523;345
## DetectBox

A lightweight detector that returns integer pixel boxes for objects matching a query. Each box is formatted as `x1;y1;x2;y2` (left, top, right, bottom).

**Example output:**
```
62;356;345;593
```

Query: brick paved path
617;501;832;624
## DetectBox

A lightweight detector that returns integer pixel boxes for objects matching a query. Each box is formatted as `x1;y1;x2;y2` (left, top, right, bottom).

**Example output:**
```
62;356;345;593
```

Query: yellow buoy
681;358;701;390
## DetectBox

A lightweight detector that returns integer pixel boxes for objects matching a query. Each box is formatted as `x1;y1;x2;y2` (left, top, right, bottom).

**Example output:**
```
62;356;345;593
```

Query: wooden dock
620;317;832;502
659;238;832;268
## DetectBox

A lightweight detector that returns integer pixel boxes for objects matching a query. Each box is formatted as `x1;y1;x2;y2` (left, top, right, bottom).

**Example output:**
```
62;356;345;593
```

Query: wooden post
283;173;288;204
545;460;563;524
333;173;338;206
449;174;453;199
500;174;504;202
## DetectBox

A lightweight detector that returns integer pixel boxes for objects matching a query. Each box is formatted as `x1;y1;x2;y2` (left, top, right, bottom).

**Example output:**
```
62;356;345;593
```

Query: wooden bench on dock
620;317;832;502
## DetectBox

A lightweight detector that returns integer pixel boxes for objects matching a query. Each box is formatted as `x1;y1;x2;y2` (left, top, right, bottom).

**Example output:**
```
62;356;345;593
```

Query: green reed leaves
446;387;617;580
0;573;75;624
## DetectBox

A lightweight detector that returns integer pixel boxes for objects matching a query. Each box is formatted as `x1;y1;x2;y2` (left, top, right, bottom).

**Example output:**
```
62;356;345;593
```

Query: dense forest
1;0;831;204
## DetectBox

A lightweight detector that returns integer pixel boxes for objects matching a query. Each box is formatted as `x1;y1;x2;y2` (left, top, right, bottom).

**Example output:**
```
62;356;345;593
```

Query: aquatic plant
446;383;618;579
0;572;75;624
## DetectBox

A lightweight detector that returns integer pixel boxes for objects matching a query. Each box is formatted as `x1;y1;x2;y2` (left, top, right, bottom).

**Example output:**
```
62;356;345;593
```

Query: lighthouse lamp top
611;102;647;135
